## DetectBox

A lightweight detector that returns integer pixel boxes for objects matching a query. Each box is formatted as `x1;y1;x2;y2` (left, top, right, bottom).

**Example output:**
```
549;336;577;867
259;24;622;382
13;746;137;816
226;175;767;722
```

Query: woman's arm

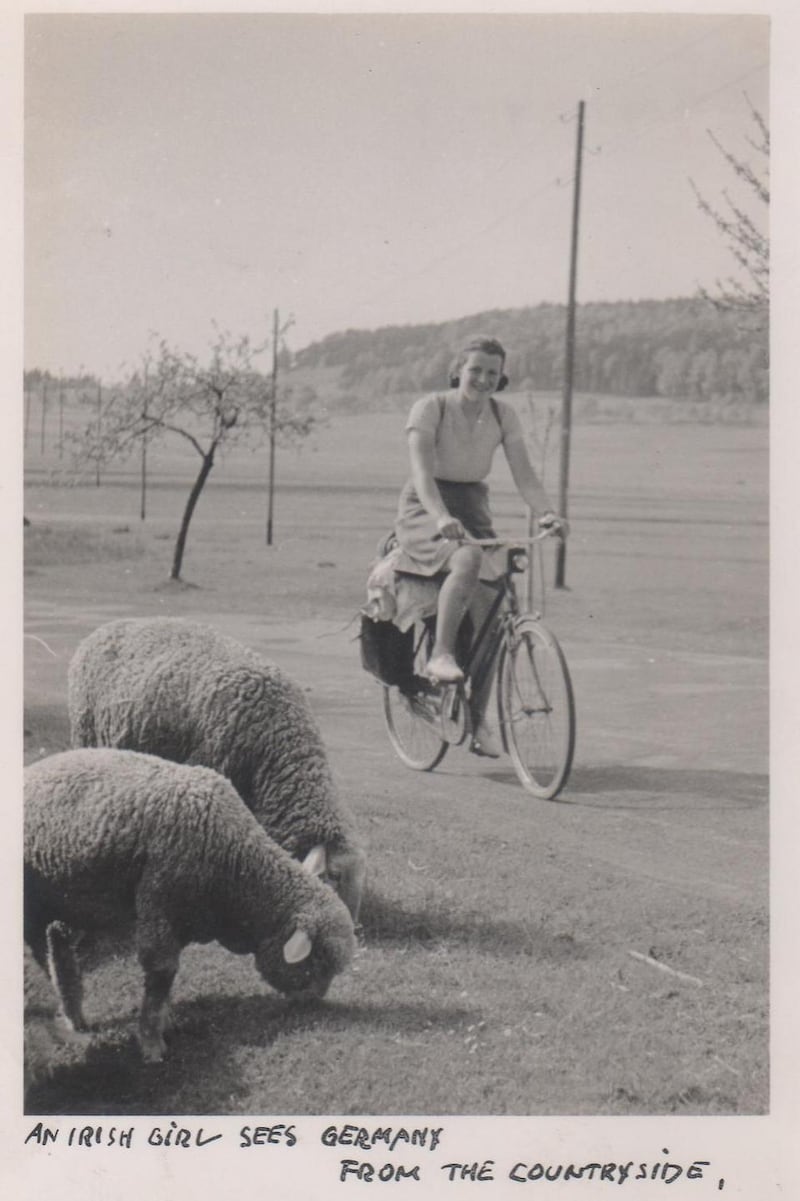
407;428;465;540
502;437;553;517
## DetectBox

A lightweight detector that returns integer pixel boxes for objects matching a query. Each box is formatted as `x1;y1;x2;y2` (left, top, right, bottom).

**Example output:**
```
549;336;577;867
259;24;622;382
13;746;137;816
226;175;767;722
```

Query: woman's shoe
470;722;501;758
424;653;464;684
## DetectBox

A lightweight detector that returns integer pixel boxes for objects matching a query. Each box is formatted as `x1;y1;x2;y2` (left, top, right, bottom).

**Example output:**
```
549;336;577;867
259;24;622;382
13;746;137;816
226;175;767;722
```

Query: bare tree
690;98;769;326
69;328;316;581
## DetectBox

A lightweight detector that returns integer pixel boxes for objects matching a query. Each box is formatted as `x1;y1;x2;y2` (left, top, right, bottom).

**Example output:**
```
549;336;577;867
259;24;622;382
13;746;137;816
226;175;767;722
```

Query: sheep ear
301;845;327;878
283;929;313;964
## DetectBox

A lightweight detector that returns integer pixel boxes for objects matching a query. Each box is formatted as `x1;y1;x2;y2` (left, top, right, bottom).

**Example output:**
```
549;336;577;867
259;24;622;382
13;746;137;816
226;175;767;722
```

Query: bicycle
381;532;576;800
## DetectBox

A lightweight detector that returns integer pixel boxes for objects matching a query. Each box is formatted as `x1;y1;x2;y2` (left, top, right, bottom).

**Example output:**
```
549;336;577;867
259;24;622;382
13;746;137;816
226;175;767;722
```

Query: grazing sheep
68;617;367;922
24;748;356;1063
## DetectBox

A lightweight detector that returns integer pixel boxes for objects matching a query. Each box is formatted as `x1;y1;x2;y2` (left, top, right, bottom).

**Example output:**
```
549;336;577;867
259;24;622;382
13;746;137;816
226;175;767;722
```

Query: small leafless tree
691;98;769;327
69;328;316;581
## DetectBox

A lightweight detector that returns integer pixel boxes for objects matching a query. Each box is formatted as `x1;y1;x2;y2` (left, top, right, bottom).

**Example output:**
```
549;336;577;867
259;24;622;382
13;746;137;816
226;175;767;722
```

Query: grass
22;410;769;1116
24;521;145;569
24;834;767;1115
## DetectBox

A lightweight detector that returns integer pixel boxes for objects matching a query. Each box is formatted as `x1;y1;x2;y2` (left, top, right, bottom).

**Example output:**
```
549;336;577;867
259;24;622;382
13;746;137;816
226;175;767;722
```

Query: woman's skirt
392;478;497;577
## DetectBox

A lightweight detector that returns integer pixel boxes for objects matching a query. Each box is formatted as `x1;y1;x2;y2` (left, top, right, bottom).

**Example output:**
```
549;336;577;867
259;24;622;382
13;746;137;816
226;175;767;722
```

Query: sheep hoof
139;1036;167;1064
56;1012;88;1036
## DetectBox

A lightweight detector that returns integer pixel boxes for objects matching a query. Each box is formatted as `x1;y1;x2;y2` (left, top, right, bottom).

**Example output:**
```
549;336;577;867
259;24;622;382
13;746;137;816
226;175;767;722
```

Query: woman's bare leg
428;544;482;675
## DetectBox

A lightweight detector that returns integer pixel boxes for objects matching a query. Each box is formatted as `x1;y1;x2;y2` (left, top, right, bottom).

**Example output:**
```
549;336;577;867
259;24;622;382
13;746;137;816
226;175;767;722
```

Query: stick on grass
627;950;704;987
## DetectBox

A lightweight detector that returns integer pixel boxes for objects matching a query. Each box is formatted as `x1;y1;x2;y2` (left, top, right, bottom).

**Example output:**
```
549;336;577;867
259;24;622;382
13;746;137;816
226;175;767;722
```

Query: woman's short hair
449;336;509;390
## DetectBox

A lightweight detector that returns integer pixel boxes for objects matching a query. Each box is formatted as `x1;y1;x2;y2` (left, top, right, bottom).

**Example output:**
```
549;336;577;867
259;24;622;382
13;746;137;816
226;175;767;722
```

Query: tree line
295;103;768;410
293;297;768;406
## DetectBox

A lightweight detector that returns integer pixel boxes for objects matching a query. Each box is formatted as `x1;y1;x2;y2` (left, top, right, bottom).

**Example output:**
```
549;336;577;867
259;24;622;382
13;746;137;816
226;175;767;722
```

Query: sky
23;10;770;378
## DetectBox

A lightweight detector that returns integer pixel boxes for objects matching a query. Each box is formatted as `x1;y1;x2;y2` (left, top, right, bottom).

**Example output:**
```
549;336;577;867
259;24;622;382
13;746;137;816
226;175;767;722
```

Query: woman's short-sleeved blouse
405;390;525;482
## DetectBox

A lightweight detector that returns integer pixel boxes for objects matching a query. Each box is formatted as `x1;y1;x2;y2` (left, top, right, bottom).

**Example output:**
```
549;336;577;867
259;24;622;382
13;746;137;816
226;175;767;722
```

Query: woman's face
458;350;504;402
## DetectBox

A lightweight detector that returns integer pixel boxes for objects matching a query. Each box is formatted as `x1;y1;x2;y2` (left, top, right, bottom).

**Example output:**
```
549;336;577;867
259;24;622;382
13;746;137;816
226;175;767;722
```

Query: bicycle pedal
426;672;464;687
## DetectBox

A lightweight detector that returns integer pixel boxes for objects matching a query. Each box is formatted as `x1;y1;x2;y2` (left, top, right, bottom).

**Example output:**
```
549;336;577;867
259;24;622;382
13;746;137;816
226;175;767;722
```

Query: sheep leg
138;961;178;1063
135;896;180;1063
45;921;87;1033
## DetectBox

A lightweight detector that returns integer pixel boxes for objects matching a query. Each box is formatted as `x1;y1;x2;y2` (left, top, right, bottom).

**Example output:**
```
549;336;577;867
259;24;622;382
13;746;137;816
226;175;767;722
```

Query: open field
23;408;768;1115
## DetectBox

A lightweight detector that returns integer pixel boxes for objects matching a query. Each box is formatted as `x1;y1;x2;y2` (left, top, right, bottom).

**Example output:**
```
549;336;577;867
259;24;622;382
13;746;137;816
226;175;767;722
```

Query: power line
584;15;752;114
353;34;767;321
508;17;753;162
354;174;567;312
588;61;769;166
683;61;769;112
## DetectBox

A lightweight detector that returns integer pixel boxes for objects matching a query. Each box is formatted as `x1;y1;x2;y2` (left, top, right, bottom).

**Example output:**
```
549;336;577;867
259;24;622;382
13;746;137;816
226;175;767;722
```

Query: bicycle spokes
382;619;449;772
498;617;575;800
438;683;471;746
506;638;551;714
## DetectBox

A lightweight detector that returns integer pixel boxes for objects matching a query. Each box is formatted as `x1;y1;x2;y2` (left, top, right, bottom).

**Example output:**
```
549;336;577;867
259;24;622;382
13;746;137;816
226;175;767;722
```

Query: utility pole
58;374;64;458
40;380;48;455
140;368;148;521
266;307;279;546
555;99;585;589
95;382;102;487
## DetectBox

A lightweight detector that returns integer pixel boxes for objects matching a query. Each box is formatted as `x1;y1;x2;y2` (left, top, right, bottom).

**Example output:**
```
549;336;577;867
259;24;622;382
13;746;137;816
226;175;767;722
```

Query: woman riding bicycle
391;335;567;758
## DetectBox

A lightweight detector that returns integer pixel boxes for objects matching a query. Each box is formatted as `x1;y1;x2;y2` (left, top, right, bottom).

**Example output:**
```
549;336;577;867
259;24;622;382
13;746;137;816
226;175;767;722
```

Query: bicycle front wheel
382;620;448;772
497;614;575;800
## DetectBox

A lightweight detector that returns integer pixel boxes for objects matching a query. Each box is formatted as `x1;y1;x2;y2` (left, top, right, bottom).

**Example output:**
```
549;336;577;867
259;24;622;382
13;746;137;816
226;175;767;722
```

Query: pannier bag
359;615;417;691
359;609;473;692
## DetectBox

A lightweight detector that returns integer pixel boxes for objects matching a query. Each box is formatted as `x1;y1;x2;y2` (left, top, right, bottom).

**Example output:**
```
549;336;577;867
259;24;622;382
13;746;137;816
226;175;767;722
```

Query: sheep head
324;845;367;925
254;900;355;1002
300;842;367;925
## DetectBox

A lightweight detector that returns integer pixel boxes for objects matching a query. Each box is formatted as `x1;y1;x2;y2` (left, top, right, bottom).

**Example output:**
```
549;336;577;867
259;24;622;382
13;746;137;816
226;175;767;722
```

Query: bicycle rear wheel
382;620;448;772
497;614;575;799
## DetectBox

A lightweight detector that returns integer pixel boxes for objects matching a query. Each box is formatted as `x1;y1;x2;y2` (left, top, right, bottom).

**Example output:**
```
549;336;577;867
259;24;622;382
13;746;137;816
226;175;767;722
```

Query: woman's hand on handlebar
538;511;569;538
436;514;466;541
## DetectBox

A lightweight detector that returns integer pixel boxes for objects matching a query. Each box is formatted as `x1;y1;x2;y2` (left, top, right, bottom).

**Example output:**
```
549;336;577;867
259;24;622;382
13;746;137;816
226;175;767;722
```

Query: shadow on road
562;764;767;809
478;763;767;811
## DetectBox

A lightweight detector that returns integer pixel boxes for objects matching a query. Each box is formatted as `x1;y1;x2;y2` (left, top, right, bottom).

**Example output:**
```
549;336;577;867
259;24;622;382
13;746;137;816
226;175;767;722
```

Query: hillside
293;298;768;411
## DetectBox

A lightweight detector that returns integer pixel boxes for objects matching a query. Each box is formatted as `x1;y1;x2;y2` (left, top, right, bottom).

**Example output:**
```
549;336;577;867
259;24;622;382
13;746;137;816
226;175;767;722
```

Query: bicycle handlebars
467;529;561;548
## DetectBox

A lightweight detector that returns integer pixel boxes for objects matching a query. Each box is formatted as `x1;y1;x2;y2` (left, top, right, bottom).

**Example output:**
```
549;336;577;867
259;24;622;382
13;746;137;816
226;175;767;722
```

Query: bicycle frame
461;538;548;694
462;556;521;691
405;539;546;695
